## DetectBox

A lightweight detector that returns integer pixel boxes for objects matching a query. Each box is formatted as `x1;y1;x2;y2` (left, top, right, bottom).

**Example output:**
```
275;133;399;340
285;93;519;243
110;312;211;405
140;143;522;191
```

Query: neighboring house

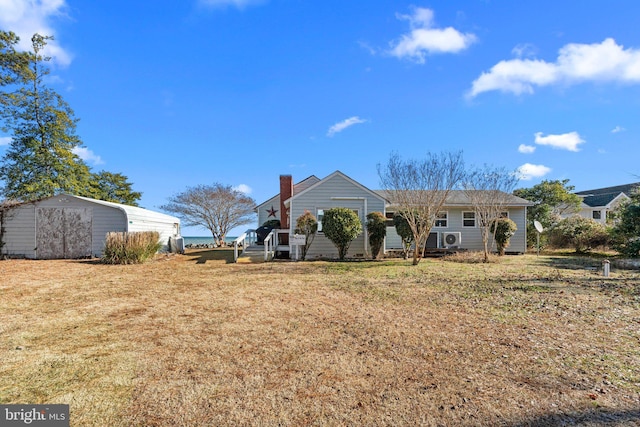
255;171;532;259
1;194;181;259
572;183;640;225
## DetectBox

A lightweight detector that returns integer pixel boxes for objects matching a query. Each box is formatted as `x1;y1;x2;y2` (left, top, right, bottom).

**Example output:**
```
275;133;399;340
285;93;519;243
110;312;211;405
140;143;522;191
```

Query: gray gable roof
575;182;640;207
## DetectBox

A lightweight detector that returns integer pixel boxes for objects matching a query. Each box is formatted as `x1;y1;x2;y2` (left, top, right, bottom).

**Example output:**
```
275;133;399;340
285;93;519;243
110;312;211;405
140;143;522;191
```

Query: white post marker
603;259;610;277
290;234;306;261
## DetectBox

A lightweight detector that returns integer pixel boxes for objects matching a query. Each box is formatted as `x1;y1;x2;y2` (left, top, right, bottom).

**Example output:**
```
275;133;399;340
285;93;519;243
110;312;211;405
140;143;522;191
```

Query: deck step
236;245;269;263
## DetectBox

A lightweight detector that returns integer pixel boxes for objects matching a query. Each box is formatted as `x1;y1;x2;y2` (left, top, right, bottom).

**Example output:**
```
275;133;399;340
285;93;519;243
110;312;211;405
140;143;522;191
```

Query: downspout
33;203;37;258
524;205;528;254
330;197;368;256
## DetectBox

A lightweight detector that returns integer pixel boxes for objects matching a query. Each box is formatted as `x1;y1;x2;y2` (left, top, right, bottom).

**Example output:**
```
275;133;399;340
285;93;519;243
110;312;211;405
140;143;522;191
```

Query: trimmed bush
294;210;318;261
102;231;162;264
393;213;414;260
490;218;517;256
321;207;362;260
366;212;386;259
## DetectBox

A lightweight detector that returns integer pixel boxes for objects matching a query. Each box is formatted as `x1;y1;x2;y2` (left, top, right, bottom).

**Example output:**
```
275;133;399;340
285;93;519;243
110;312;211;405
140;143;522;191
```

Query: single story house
256;171;532;259
572;183;640;225
1;194;181;259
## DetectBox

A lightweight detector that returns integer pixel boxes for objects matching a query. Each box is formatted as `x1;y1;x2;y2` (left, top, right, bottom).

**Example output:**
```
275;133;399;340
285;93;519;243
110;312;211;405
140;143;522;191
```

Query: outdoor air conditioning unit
441;232;461;248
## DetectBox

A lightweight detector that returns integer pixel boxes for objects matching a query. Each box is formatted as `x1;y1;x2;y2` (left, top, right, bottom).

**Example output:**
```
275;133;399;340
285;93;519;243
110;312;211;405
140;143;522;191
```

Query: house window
317;208;359;232
500;211;509;219
385;212;395;227
463;211;476;227
317;209;324;232
593;210;602;220
434;211;448;227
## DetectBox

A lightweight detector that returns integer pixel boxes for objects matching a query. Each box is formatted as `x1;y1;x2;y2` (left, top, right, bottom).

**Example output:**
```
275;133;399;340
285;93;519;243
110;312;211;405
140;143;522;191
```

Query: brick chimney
279;175;293;229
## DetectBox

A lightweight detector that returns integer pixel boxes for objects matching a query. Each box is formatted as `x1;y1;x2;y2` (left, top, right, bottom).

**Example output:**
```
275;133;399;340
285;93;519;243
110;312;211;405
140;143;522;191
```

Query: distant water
183;236;237;246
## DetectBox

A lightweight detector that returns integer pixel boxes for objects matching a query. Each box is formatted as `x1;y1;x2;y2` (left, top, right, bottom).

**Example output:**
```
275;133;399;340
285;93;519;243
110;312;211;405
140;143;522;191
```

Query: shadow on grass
509;407;640;426
538;256;609;272
185;248;235;264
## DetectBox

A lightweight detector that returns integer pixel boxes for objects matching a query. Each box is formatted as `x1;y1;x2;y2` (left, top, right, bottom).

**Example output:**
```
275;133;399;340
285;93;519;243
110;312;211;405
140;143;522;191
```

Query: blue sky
1;0;640;236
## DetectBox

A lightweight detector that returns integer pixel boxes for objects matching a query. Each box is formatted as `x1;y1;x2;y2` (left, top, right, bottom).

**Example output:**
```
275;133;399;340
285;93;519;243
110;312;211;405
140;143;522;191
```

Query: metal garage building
1;194;181;259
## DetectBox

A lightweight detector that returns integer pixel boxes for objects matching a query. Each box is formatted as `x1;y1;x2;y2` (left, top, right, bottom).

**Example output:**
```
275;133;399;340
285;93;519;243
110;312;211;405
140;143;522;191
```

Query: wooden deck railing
233;228;290;262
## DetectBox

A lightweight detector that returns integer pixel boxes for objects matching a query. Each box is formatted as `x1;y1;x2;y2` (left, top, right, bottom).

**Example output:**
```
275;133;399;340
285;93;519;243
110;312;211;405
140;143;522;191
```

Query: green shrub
548;216;608;253
490;218;517;256
102;231;162;264
366;212;386;259
321;208;362;260
393;213;414;260
294;210;317;261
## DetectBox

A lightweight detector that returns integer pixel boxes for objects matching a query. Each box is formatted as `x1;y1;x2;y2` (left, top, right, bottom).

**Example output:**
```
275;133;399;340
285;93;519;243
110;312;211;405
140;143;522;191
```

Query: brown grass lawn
1;250;639;426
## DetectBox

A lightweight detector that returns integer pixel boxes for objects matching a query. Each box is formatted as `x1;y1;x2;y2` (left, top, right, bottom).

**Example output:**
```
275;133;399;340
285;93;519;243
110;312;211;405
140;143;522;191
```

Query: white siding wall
290;174;385;259
1;196;127;258
127;213;179;252
257;195;280;227
2;195;179;258
2;203;37;258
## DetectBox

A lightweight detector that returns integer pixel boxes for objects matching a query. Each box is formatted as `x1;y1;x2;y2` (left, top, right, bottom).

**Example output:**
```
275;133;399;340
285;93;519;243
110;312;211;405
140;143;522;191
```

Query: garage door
36;208;92;259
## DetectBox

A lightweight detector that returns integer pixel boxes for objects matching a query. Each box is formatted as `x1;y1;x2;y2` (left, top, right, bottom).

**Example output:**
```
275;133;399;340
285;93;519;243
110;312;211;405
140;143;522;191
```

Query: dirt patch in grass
1;254;639;426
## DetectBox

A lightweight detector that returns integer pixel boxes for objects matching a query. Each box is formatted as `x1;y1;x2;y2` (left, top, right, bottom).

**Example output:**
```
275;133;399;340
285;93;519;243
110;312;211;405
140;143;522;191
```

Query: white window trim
317;208;326;233
434;211;448;228
462;211;476;227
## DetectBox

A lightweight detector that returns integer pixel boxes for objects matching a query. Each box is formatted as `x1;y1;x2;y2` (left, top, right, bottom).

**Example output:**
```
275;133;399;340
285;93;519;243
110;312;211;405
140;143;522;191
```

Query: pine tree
0;33;91;200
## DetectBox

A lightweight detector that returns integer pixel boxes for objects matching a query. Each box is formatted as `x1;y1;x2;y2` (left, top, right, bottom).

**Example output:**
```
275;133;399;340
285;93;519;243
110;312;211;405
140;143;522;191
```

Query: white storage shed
1;194;181;259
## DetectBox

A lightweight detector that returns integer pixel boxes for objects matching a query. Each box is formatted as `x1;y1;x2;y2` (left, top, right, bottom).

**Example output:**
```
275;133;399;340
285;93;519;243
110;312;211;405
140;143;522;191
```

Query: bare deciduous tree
161;184;256;246
463;165;520;262
378;151;465;265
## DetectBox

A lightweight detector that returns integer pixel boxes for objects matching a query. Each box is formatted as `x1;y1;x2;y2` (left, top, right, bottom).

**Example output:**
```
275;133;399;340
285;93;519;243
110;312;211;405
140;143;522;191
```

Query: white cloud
0;0;72;66
199;0;265;8
517;163;552;180
518;144;536;154
389;7;476;63
327;116;367;137
611;125;626;133
233;184;252;194
511;43;538;59
0;136;11;146
534;131;585;152
469;38;640;97
72;147;103;165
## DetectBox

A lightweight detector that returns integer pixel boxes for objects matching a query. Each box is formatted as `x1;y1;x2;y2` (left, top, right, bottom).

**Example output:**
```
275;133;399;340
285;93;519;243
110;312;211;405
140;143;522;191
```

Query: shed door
36;208;92;259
